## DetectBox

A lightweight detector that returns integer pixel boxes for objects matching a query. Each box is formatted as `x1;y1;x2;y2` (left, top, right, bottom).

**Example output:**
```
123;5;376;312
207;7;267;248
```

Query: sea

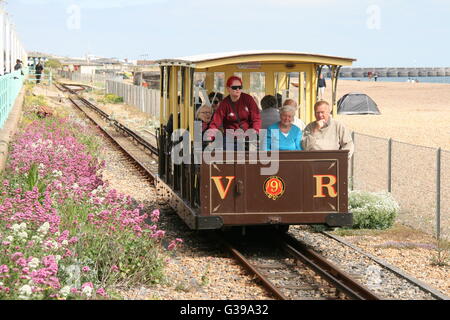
340;76;450;84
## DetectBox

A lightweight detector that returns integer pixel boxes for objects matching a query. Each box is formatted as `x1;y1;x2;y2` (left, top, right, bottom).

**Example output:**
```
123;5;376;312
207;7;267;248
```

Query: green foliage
24;95;47;107
45;59;62;69
98;94;124;104
349;190;399;230
25;163;47;193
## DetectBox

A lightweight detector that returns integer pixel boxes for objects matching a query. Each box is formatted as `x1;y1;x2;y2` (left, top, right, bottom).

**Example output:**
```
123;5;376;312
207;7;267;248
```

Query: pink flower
16;258;27;267
111;265;119;272
150;209;160;223
82;266;90;272
151;230;165;239
96;288;107;297
0;265;9;273
81;282;93;289
11;252;24;261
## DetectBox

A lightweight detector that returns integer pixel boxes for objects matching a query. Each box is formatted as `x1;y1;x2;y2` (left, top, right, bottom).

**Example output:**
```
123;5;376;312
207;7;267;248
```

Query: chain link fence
351;132;449;239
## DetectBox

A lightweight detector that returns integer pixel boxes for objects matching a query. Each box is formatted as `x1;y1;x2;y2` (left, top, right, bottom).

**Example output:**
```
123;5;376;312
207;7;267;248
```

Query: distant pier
321;67;450;78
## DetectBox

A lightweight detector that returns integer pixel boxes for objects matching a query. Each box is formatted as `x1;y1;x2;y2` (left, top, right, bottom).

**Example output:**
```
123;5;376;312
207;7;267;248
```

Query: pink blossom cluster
0;116;181;300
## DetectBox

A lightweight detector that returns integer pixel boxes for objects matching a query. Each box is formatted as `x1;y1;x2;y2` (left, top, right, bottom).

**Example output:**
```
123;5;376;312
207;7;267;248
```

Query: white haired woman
196;104;213;133
266;105;302;151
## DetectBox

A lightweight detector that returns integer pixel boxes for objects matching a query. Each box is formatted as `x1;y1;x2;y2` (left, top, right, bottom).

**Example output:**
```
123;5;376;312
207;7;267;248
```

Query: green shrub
349;190;399;229
98;94;123;104
24;95;47;107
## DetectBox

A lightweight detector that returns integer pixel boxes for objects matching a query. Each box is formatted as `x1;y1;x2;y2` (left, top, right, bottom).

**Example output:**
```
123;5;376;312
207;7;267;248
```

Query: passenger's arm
206;104;226;140
249;98;262;132
301;123;316;151
339;125;354;158
296;128;303;150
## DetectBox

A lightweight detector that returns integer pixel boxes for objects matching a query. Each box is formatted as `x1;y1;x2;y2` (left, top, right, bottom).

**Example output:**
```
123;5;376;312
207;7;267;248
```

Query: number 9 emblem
263;176;285;200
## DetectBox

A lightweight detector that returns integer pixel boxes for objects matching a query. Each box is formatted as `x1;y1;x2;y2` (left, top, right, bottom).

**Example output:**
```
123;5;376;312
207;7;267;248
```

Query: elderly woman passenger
196;104;213;133
266;105;302;151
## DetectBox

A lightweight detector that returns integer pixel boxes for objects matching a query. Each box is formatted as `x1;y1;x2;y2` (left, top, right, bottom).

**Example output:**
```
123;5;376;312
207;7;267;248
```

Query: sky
3;0;450;67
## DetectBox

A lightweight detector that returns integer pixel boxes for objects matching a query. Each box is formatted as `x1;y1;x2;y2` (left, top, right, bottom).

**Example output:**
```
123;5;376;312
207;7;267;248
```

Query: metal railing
58;70;123;86
351;132;449;240
0;69;27;129
28;69;52;86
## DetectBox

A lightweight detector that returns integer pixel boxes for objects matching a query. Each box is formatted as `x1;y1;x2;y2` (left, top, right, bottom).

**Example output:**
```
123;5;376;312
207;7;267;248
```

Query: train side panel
200;150;352;227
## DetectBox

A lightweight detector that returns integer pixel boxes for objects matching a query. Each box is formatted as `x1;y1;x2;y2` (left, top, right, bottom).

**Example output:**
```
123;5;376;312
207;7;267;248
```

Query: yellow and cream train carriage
155;50;355;230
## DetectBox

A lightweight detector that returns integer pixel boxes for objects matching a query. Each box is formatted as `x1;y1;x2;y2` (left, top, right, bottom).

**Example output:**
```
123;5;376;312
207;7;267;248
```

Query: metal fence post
351;131;355;190
388;138;392;192
436;147;441;240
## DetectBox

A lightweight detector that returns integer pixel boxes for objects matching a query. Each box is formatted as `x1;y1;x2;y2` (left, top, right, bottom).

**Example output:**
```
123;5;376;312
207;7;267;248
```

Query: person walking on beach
374;72;378;82
318;74;326;99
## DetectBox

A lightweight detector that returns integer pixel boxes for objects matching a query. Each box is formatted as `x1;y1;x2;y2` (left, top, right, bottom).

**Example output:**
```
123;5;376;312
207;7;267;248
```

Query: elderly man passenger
283;99;306;130
266;105;302;151
301;100;354;158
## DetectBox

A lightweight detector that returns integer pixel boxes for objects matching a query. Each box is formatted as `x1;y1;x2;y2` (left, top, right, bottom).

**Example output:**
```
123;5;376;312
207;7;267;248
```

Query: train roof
155;50;356;69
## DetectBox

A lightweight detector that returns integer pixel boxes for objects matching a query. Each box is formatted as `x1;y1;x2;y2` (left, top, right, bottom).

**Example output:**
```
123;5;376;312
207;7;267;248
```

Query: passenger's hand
315;119;326;131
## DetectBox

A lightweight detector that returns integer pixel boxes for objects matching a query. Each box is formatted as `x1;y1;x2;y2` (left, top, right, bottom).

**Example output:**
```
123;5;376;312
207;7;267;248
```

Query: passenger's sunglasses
230;85;242;90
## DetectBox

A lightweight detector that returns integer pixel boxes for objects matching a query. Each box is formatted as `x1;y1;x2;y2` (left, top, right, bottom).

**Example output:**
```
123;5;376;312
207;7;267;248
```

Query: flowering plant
0;116;180;299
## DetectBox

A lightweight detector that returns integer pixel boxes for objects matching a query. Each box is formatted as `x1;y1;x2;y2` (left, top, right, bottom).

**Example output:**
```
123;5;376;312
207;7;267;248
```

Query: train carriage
155;50;356;230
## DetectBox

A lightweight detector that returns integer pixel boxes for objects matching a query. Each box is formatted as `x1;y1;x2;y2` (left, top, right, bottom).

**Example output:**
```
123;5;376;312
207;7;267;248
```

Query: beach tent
337;93;380;115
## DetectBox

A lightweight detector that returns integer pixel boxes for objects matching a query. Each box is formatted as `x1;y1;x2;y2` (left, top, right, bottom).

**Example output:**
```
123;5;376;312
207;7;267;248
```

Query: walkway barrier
28;69;52;86
0;70;27;129
58;70;123;86
351;132;449;240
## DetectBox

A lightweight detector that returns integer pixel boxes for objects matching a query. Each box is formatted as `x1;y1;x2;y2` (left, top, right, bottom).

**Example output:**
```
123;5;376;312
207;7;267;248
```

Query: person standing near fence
302;100;354;159
318;74;326;100
14;59;24;75
35;62;44;84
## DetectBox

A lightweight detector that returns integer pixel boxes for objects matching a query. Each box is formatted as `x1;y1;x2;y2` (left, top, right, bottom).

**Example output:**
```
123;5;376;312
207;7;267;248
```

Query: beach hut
337;93;380;115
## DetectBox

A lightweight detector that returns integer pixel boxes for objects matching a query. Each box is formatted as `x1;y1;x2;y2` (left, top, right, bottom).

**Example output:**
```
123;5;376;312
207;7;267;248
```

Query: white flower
19;223;27;231
11;224;21;232
55;255;62;262
31;235;43;243
28;258;40;269
72;183;80;189
61;240;68;246
6;236;13;242
81;285;93;297
18;285;33;299
18;231;28;240
52;170;63;178
38;163;45;170
37;222;50;235
60;286;71;298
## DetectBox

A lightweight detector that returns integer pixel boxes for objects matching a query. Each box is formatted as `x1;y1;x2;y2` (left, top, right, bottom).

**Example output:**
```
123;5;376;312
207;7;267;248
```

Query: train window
249;72;265;107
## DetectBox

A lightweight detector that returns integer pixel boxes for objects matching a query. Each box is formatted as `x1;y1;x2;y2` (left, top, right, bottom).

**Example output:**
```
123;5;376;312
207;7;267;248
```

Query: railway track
55;82;159;183
214;229;380;300
54;81;446;300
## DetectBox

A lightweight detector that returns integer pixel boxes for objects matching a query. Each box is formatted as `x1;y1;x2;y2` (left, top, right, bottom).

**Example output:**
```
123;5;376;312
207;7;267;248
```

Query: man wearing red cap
207;76;261;149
